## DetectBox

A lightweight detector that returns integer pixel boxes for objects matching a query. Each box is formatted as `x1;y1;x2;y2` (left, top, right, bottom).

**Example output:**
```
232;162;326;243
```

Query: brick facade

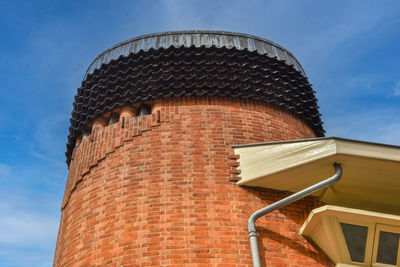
54;97;333;266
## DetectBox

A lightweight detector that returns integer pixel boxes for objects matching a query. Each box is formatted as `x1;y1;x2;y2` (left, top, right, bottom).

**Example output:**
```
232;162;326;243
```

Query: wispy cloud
0;244;53;267
0;163;11;179
0;188;59;267
0;205;58;246
393;81;400;96
31;113;69;161
324;106;400;145
159;0;216;30
0;1;399;266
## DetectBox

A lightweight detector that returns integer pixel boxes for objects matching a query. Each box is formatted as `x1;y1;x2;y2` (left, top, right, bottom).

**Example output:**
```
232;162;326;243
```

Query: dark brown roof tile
66;45;324;165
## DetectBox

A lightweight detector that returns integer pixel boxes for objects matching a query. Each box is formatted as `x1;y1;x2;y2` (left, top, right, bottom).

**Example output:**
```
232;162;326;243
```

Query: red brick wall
54;97;333;266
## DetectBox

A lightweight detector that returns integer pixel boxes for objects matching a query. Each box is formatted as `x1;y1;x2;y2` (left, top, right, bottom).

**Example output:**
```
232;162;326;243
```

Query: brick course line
55;97;333;267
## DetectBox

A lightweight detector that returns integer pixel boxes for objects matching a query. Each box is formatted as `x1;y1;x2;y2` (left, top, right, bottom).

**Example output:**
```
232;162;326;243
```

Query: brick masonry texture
54;97;334;267
66;46;325;165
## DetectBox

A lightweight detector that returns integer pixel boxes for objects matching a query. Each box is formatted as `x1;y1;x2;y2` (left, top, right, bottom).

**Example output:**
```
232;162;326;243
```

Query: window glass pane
340;223;368;263
376;231;400;265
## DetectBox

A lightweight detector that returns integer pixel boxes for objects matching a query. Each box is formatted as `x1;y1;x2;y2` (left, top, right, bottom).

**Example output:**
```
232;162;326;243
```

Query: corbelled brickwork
54;97;333;266
66;45;324;165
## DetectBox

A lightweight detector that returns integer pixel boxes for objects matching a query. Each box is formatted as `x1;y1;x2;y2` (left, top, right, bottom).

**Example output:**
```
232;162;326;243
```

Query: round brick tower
54;31;332;266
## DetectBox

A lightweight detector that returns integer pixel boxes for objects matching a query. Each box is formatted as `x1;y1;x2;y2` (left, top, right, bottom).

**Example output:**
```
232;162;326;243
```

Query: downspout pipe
248;163;343;267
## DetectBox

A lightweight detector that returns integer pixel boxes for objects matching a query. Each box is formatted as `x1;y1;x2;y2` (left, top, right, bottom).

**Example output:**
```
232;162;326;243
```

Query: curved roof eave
84;30;306;79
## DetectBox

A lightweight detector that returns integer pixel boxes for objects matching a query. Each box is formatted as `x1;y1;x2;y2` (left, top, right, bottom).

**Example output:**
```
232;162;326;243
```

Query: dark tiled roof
66;45;324;165
84;31;306;78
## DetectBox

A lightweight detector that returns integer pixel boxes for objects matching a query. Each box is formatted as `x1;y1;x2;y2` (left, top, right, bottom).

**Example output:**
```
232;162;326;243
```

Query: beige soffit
233;137;400;214
300;205;400;266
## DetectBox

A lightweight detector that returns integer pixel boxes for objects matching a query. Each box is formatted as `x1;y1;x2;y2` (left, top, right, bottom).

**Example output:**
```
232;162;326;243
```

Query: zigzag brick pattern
61;110;165;210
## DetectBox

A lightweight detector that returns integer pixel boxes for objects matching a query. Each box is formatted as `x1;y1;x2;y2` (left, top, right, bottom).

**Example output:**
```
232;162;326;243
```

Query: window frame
334;217;376;266
300;205;400;267
372;224;400;267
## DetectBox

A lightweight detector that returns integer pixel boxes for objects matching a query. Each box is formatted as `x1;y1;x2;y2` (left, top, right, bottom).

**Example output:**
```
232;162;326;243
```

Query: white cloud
324;107;400;145
0;246;53;267
0;189;60;267
0;165;61;248
0;163;11;180
377;123;400;145
159;0;216;30
0;207;59;246
393;81;400;96
31;113;69;162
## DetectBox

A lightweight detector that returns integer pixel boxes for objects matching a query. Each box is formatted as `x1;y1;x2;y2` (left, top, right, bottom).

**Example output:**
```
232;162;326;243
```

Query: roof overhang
300;205;400;265
233;137;400;214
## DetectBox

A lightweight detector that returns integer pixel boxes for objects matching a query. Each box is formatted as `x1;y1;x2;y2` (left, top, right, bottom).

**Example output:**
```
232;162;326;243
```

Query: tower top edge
84;30;306;78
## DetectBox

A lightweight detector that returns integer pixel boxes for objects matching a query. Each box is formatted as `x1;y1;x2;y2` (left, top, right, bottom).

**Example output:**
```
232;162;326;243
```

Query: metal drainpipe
248;163;343;267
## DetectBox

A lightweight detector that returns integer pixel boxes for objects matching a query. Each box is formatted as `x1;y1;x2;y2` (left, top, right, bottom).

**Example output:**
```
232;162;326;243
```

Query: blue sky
0;1;399;266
